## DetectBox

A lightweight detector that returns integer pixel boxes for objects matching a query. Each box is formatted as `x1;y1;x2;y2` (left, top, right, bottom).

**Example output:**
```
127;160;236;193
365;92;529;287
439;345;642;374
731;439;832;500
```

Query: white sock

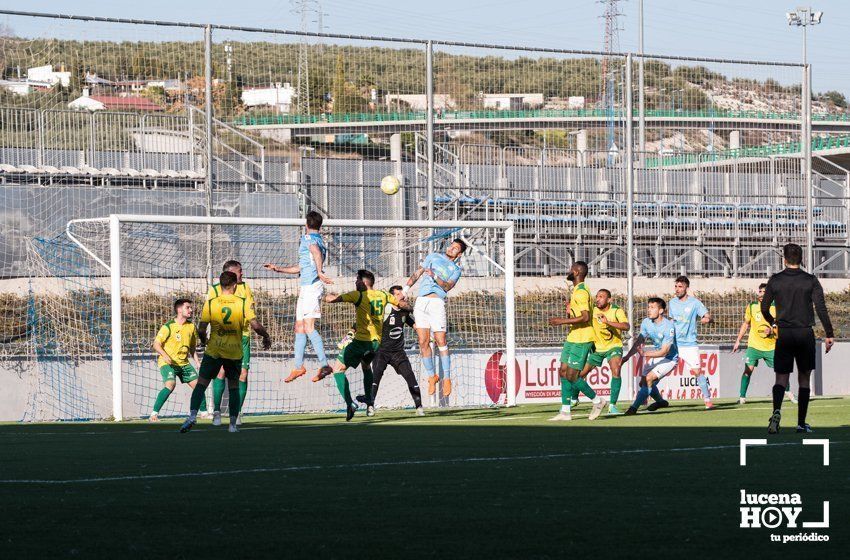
560;404;570;413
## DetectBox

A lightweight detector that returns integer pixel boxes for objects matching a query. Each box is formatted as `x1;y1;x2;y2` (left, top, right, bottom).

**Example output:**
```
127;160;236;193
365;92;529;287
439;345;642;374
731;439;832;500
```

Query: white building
480;93;544;110
27;65;71;88
568;96;586;109
385;94;455;112
241;83;296;113
0;79;34;95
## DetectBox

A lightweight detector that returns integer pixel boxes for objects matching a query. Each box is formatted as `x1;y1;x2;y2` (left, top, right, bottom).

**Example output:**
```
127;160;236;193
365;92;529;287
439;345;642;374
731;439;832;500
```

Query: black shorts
774;327;816;375
372;349;410;373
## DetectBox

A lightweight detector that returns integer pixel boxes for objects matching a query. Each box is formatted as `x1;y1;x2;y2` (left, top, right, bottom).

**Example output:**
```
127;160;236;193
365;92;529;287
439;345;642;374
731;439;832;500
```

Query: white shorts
414;297;447;333
296;281;324;320
678;346;702;373
642;357;679;380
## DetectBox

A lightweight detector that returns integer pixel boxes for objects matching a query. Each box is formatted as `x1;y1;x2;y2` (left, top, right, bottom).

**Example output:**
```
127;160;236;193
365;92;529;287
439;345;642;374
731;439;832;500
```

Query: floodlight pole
787;7;821;270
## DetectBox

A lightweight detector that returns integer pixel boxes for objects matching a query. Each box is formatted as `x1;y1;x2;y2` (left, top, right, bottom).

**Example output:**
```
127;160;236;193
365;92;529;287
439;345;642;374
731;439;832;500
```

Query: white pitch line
3;440;845;485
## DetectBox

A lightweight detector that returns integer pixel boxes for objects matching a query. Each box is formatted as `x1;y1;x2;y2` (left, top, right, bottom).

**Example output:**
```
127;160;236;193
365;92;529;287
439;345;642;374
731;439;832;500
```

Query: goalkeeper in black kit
367;285;424;417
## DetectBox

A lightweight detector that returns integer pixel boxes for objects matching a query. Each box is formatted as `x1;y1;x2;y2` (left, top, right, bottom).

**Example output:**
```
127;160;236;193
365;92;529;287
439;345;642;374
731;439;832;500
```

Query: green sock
153;387;173;413
228;387;241;418
610;377;622;405
334;372;352;406
785;383;791;393
212;378;225;412
238;380;248;409
575;378;596;399
740;373;751;398
560;377;573;406
571;384;581;402
189;383;206;413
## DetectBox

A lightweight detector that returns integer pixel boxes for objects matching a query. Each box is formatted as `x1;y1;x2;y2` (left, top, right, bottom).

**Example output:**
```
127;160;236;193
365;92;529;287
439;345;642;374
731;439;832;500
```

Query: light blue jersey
419;252;462;299
667;296;708;348
640;316;679;361
298;232;327;286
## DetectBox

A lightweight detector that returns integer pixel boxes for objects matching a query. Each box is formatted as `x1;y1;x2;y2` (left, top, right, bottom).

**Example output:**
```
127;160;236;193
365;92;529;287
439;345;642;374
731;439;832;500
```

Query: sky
2;0;849;95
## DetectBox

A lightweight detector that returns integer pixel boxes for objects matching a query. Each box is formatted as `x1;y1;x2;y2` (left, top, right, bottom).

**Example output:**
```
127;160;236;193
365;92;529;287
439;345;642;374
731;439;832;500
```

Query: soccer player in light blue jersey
625;298;679;416
264;211;334;382
405;238;466;398
668;276;714;409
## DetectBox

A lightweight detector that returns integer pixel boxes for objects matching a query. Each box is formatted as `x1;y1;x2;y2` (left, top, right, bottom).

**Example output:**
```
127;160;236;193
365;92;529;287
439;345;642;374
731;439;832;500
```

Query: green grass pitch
1;398;848;558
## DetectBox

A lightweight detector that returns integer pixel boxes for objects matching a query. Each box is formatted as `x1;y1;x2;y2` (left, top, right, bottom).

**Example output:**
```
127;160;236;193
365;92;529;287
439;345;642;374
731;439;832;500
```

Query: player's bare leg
433;330;452;397
416;327;439;395
285;319;310;382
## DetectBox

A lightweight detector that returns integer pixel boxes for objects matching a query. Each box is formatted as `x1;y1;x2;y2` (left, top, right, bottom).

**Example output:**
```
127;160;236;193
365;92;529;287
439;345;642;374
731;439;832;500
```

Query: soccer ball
380;175;401;195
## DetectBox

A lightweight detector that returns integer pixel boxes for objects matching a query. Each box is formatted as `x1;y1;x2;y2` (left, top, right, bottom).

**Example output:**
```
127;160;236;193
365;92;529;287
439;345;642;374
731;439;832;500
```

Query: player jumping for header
405;238;466;399
264;210;334;383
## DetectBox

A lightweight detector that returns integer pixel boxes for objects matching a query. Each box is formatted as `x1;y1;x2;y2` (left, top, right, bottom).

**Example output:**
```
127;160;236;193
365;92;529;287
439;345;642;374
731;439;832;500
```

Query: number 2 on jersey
221;306;232;324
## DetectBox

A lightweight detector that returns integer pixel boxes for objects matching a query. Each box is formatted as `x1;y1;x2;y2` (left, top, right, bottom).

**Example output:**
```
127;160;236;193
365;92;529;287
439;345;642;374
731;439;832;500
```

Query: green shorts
744;347;774;368
587;346;624;368
560;341;594;370
241;335;251;371
159;363;199;384
198;354;242;381
338;339;379;369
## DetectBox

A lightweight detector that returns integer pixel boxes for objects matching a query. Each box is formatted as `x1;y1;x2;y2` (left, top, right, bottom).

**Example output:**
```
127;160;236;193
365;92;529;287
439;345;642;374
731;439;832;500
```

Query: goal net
25;215;515;421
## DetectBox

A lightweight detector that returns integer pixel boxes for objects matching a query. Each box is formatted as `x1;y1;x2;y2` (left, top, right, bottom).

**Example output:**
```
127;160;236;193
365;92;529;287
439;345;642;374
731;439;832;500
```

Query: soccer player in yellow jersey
547;261;607;422
180;271;271;433
732;283;796;405
205;260;266;427
318;269;411;421
574;289;631;416
150;298;208;421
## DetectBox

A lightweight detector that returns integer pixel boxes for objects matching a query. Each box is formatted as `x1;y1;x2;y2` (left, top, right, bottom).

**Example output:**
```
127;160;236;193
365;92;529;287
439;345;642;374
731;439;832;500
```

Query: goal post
60;214;516;421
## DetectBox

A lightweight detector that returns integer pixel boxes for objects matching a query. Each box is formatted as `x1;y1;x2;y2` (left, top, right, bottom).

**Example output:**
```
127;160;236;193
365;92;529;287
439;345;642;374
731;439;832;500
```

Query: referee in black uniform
761;243;834;434
367;286;424;416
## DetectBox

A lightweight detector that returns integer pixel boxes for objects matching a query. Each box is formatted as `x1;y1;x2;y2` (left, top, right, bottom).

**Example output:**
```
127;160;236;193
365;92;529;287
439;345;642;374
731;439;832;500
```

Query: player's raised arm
263;262;300;275
387;292;412;311
405;266;426;291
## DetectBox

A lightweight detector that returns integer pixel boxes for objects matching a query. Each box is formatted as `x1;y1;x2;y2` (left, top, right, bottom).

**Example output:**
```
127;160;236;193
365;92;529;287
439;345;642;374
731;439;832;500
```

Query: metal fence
1;9;845;346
